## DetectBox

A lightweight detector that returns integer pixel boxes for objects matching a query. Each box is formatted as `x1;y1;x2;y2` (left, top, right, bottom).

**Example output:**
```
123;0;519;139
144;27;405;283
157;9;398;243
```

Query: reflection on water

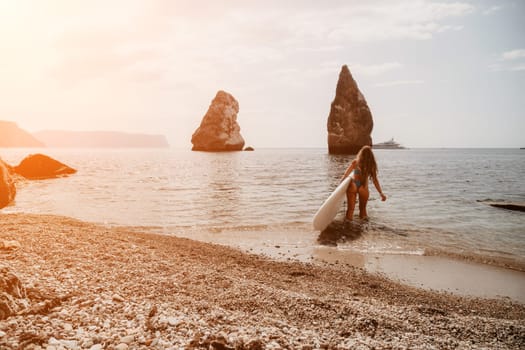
204;153;242;225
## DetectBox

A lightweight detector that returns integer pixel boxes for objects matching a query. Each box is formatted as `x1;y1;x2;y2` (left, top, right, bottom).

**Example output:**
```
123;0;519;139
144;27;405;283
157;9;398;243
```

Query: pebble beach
1;213;524;349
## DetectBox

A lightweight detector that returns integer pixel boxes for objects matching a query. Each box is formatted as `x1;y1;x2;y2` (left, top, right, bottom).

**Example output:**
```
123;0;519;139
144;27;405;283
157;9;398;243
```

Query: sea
2;148;525;299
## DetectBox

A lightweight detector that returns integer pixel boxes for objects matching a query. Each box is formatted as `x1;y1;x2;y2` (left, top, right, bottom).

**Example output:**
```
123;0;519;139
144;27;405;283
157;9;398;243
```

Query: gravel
0;213;524;349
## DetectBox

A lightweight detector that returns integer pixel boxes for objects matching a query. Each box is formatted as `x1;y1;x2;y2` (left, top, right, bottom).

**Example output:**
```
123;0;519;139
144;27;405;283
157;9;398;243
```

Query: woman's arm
341;160;356;181
372;176;387;201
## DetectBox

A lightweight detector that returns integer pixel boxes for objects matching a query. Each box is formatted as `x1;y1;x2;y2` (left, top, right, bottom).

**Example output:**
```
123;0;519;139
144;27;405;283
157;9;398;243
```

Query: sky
1;0;524;148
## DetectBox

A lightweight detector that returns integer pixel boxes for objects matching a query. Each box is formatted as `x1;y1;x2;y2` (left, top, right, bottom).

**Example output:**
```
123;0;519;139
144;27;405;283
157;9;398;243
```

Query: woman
342;146;387;221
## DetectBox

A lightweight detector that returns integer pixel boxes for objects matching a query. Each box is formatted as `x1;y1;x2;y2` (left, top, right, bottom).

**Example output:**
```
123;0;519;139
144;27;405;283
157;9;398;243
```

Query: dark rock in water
488;202;525;212
317;219;366;246
14;154;77;180
244;146;255;151
0;159;16;209
327;65;374;154
0;266;28;320
191;91;245;152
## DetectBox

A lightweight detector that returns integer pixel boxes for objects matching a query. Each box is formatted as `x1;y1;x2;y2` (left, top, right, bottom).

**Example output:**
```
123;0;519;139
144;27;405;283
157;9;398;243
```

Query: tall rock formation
327;65;374;154
0;121;44;148
191;91;245;152
0;159;16;209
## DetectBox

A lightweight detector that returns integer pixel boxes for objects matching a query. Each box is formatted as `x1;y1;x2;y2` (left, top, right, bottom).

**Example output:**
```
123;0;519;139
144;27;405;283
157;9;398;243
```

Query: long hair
356;146;377;186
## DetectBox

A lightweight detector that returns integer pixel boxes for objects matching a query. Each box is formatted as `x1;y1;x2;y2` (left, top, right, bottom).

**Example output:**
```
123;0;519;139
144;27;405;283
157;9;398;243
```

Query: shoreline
142;221;525;304
1;213;524;349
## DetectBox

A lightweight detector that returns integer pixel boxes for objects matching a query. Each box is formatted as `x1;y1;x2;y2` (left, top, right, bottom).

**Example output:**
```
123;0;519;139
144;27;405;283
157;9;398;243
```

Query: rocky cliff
0;159;16;209
327;65;374;154
33;131;169;148
0;121;44;148
191;91;245;152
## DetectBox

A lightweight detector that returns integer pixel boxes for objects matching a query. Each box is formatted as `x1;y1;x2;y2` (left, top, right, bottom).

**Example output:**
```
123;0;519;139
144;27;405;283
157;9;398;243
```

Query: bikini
351;168;362;189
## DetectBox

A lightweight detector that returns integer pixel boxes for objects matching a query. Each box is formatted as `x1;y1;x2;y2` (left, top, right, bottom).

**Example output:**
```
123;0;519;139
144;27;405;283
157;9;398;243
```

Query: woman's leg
346;182;357;220
358;186;370;219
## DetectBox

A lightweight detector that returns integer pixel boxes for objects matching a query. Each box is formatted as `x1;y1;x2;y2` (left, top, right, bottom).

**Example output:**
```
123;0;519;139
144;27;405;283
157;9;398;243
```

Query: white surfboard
313;176;352;231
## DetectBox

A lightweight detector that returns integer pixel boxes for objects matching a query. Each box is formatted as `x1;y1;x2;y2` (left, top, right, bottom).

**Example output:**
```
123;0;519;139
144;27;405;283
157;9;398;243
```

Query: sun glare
0;1;24;20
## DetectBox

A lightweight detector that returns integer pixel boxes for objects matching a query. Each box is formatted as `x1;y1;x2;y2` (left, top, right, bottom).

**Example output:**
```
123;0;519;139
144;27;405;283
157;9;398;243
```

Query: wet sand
168;224;525;304
1;213;524;349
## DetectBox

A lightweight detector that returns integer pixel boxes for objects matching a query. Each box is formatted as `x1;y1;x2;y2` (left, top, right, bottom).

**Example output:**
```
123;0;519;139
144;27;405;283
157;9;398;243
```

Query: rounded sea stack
191;91;245;152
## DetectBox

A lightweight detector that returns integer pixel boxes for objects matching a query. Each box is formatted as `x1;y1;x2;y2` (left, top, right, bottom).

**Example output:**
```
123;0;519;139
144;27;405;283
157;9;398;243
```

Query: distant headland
33;130;169;148
0;120;169;148
0;121;45;147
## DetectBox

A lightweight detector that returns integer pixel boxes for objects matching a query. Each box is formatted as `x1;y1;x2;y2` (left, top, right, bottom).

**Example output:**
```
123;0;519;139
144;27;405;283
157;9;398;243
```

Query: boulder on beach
14;154;77;180
0;266;28;320
0;159;16;209
191;91;245;152
327;65;374;154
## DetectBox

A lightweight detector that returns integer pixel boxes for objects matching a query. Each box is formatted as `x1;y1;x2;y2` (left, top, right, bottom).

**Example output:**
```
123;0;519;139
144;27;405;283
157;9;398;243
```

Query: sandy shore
1;214;524;349
165;222;525;303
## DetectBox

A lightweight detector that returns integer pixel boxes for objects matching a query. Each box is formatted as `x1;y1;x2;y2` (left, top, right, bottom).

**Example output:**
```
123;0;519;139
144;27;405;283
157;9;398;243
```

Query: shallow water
2;148;524;268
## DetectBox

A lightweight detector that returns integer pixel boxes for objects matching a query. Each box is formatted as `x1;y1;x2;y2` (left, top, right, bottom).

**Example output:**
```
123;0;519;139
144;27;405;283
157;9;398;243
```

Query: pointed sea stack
191;91;245;152
327;65;373;154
